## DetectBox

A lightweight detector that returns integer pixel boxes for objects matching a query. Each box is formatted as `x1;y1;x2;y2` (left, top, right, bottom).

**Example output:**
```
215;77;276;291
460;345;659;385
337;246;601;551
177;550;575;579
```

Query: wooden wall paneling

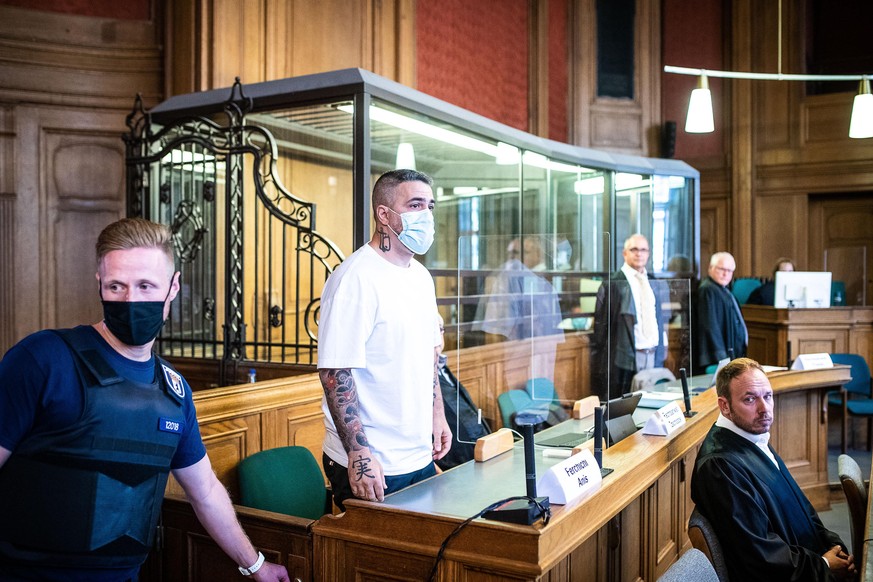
729;0;754;274
11;107;131;343
752;0;792;150
49;135;127;329
568;0;595;147
579;0;661;154
651;466;680;580
770;384;830;509
746;321;784;367
0;105;14;354
384;0;417;87
698;196;730;266
213;0;267;88
679;447;698;553
141;496;315;582
164;0;415;99
618;497;646;581
0;5;161;109
529;0;550;138
0;4;161;348
449;333;589;429
753;193;808;276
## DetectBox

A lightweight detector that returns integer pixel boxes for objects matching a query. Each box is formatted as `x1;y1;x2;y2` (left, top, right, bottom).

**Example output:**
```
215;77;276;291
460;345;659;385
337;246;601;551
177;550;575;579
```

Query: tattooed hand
347;448;387;502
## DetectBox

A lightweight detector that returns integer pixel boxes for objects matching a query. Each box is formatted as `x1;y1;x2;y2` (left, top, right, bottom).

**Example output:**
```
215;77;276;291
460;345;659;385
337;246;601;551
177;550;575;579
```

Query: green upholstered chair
730;277;762;305
497;389;536;429
237;446;330;520
827;353;873;453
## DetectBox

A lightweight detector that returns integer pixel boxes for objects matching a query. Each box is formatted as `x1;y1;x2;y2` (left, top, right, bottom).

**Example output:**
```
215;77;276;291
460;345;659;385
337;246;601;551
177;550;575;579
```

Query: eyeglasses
713;266;734;274
628;247;650;254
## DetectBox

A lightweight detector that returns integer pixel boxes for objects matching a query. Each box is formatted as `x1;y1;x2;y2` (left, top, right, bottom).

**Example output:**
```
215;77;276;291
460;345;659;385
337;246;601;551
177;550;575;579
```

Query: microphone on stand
680;368;696;418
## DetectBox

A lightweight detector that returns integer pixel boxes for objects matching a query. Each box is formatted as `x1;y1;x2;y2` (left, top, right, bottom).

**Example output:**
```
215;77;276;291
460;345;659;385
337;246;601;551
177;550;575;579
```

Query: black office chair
838;453;868;559
657;548;718;582
688;507;730;581
827;353;873;453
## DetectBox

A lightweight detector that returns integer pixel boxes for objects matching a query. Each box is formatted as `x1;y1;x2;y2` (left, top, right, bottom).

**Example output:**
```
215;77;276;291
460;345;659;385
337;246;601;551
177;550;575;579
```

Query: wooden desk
311;367;850;581
141;367;848;581
742;305;873;370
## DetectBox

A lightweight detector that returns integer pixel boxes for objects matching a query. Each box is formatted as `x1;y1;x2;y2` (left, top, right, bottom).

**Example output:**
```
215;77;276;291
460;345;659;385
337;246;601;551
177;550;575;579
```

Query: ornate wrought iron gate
124;81;344;384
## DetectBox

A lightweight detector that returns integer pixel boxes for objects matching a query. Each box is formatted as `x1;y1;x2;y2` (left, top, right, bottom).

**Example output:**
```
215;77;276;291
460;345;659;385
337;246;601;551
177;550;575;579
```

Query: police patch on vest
158;417;184;434
162;364;185;398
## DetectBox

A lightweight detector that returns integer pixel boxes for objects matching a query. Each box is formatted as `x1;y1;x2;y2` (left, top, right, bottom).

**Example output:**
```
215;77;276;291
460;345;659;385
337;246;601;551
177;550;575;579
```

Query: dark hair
96;218;175;270
372;169;433;211
715;357;764;400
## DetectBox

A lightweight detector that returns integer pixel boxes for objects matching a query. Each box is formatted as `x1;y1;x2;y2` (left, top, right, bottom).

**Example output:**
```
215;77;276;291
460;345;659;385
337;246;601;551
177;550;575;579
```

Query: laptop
536;393;643;448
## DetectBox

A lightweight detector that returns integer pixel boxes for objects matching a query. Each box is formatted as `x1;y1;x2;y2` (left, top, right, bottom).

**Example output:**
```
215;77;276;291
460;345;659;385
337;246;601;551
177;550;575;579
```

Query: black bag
436;366;491;470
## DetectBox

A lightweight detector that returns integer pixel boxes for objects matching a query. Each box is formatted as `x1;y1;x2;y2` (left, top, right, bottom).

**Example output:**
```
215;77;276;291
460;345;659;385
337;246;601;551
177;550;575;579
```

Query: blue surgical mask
387;208;435;255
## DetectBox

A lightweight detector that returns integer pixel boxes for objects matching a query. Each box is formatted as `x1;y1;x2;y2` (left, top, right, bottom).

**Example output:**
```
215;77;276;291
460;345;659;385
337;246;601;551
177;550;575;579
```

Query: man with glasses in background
694;251;748;374
591;234;670;400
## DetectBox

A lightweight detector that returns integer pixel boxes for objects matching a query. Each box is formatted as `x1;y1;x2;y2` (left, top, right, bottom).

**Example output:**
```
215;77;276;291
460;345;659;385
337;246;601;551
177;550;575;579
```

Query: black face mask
100;278;174;346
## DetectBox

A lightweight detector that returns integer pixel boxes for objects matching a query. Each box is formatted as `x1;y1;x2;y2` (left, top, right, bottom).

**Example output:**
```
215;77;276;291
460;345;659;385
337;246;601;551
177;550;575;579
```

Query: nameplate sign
790;353;833;371
537;447;601;505
641;401;686;436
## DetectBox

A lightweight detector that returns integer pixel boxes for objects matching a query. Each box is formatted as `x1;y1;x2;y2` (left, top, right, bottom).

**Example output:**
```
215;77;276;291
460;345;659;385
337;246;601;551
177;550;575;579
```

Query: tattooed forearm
319;368;369;453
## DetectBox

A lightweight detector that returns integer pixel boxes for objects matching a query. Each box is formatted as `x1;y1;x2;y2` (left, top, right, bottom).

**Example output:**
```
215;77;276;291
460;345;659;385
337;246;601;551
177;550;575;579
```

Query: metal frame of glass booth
125;68;699;381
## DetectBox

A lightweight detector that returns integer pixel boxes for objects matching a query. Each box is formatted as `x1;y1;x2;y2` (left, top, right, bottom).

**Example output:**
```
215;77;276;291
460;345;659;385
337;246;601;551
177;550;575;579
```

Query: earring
379;228;391;252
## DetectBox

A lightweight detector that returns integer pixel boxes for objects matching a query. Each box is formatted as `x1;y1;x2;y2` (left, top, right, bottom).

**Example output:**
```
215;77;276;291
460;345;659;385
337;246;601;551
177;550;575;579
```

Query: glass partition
135;69;699;377
450;232;693;451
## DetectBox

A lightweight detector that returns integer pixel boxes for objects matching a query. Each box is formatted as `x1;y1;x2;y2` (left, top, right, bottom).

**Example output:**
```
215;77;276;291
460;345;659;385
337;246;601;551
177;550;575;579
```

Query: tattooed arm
319;368;387;502
431;347;452;461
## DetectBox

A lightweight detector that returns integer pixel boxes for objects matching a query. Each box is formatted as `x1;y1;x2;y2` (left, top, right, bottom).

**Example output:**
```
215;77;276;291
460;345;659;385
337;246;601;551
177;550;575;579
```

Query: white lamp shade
395;142;416;169
849;92;873;139
685;87;714;133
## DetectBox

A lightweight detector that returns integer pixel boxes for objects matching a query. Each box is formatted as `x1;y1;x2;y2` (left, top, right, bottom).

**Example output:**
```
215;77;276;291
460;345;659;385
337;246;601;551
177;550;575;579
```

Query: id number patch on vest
162;364;185;398
159;417;184;434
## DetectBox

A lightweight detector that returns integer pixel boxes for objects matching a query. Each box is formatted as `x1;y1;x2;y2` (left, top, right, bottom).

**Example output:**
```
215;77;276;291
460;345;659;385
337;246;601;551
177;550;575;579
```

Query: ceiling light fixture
665;0;873;138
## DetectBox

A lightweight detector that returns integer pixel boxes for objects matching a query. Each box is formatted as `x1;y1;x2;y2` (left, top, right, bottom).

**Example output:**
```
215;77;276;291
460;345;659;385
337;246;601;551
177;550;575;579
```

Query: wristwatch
238;551;265;576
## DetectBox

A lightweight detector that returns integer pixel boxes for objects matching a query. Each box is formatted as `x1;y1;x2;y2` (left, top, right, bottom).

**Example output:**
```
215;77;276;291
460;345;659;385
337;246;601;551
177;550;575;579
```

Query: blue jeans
322;453;436;511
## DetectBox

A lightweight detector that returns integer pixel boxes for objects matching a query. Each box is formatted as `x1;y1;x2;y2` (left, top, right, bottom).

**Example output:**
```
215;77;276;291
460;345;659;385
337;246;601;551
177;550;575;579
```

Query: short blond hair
96;218;175;269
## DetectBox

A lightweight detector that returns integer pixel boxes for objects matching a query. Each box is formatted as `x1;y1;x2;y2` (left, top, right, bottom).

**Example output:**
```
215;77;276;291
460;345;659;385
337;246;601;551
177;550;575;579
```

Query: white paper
790;353;833;371
641;401;686;436
537;448;602;505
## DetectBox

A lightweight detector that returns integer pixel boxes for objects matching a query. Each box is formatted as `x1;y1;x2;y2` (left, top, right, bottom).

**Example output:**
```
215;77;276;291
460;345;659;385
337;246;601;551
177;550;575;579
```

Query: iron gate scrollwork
124;80;344;384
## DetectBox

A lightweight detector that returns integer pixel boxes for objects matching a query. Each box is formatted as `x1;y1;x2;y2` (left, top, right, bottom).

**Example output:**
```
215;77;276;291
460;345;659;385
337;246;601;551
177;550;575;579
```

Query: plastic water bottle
247;368;257;383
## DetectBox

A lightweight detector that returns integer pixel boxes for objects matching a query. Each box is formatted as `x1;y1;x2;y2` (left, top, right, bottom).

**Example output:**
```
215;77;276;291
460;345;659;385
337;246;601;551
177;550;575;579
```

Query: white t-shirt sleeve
317;268;375;370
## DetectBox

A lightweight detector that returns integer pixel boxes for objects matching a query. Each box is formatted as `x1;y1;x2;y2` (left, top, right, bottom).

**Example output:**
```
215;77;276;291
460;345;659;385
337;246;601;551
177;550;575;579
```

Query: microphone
680;367;696;417
522;421;537;497
786;340;793;369
482;417;550;524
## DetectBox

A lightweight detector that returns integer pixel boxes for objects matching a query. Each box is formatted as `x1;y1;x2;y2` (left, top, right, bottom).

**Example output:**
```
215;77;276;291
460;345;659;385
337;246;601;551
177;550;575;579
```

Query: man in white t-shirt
317;169;451;510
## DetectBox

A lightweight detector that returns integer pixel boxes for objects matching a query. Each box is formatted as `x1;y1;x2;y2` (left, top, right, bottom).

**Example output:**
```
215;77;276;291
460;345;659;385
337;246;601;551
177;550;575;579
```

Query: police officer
0;218;288;581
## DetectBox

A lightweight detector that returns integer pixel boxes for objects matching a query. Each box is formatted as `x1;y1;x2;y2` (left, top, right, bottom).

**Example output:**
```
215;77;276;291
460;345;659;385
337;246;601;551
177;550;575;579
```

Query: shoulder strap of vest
155;354;186;404
52;328;123;387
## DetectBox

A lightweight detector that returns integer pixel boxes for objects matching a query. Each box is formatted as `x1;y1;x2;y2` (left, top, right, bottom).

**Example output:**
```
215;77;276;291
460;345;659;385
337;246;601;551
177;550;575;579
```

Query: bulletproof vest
0;327;187;569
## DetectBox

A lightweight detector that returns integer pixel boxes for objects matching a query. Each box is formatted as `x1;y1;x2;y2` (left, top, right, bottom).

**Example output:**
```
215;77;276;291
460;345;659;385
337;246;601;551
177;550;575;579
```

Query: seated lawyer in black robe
691;358;853;581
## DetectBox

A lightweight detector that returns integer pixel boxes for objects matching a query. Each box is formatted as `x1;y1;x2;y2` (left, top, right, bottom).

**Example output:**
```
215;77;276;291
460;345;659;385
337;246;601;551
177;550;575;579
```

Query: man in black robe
590;234;671;401
691;358;855;581
693;252;747;374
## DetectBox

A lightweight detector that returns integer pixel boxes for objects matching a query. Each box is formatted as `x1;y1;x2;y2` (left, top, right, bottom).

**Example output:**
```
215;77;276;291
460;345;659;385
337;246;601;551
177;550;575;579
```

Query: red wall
0;0;150;20
662;0;725;159
548;0;569;142
417;0;531;132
